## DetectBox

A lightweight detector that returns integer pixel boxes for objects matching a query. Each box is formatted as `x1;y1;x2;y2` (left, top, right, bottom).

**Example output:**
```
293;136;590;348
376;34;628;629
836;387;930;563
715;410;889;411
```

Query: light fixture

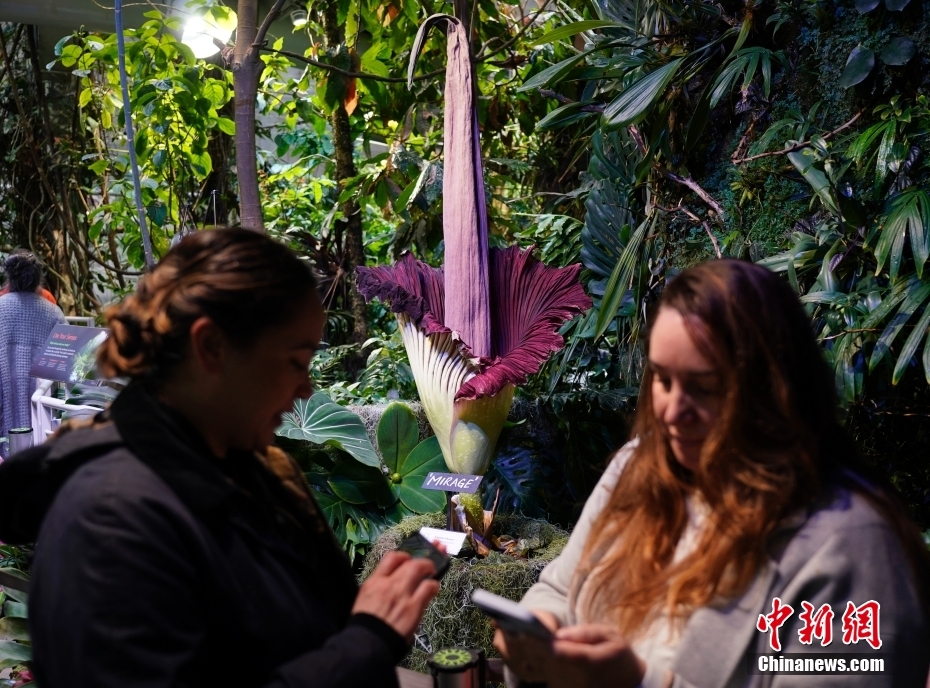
290;9;308;29
181;13;234;59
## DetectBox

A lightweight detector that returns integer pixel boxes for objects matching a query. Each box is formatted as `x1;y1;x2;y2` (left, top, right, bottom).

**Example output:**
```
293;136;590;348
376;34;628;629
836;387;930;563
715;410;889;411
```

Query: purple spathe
357;246;591;401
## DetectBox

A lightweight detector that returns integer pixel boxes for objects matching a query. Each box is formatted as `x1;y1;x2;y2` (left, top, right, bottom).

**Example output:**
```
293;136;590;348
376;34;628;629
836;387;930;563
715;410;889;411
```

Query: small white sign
420;527;468;556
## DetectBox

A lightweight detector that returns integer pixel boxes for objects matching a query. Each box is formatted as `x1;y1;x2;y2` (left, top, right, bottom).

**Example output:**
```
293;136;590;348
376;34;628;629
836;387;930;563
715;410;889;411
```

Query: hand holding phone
397;532;451;581
472;588;553;639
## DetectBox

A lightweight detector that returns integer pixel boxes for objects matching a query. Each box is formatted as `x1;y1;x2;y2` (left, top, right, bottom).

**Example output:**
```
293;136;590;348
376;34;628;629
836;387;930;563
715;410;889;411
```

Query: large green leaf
0;618;29;642
787;148;839;216
869;280;930;371
594;215;652;339
327;456;394;507
838;46;875;89
0;640;30;663
276;393;380;467
601;58;683;129
313;489;389;550
517;53;589;93
390;436;446;513
377;402;420;475
527;19;629;47
893;299;930;384
875;188;930;279
880;38;916;66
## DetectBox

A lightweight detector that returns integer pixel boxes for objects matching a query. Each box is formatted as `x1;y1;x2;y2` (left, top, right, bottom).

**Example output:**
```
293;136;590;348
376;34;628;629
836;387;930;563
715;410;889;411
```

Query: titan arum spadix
357;15;590;476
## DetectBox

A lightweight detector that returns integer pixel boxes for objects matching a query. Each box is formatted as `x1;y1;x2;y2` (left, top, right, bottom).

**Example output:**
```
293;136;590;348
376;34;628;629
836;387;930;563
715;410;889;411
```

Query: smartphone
397;532;451;581
471;589;553;639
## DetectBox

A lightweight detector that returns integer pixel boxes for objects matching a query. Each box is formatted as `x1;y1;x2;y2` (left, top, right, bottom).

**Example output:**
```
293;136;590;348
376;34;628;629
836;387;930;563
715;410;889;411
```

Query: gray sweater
517;442;929;687
0;292;65;446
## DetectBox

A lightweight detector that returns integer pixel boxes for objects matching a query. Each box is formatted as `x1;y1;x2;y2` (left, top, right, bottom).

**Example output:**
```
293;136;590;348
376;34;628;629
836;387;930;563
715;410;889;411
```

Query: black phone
397;532;451;581
471;589;553;639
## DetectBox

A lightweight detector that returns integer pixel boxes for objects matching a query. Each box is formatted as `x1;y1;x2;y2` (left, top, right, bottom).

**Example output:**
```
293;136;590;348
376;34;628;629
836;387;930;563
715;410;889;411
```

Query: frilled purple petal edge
357;247;592;401
356;254;447;336
454;246;592;400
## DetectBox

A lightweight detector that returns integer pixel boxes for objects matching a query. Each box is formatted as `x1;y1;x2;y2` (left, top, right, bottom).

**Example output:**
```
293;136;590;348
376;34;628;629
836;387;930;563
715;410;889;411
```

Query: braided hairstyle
98;229;318;382
3;250;43;293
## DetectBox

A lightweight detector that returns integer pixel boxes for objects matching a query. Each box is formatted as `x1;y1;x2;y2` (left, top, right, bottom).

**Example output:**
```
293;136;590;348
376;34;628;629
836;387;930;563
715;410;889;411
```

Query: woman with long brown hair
497;259;929;687
0;229;439;688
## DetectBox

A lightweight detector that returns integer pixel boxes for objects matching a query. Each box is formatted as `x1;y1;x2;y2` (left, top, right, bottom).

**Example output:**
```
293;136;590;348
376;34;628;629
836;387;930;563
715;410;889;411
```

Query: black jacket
0;384;405;688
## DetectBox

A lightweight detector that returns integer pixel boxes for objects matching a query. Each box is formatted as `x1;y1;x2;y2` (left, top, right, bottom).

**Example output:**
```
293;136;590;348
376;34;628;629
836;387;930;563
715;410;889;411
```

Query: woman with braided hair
0;250;65;456
0;229;439;688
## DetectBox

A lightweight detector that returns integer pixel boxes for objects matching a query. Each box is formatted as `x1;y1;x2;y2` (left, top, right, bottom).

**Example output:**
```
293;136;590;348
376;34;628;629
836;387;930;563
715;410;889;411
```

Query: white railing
30;379;99;446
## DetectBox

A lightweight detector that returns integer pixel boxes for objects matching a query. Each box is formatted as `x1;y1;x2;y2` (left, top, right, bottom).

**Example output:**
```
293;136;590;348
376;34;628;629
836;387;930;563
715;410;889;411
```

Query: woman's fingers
392;556;437;589
555;623;619;644
374;550;411;577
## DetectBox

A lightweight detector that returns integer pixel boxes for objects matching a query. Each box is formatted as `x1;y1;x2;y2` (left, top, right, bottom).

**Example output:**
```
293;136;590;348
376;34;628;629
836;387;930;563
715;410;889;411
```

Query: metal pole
115;0;155;270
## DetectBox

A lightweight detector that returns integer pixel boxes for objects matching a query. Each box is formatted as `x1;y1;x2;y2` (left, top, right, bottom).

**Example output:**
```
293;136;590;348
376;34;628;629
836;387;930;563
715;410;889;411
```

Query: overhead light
290;9;308;29
181;13;234;59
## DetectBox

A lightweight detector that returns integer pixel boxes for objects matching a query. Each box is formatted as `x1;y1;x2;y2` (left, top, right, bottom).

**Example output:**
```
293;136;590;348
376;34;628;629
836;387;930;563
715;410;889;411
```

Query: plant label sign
422;472;483;494
419;527;468;556
29;325;109;383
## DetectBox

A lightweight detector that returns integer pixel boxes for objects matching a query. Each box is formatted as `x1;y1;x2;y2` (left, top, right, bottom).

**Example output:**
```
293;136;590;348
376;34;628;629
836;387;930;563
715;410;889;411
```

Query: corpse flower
357;15;591;476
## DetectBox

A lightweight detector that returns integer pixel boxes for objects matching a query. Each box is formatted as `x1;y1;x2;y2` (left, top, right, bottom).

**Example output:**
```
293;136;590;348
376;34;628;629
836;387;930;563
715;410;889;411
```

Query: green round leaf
880;38;917;66
377;402;419;474
276;393;380;467
855;0;881;12
328;457;394;507
0;618;29;642
838;46;875;89
885;0;911;10
391;436;446;513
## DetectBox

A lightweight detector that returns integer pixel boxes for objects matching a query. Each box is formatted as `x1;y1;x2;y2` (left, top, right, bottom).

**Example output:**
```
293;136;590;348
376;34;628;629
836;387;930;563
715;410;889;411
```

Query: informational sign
419;527;468;556
29;324;109;383
421;472;483;494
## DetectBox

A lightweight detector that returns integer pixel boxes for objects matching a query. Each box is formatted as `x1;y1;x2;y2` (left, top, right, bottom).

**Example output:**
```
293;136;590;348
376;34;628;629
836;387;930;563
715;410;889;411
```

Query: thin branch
732;109;865;164
475;0;555;61
658;202;722;258
661;170;726;223
262;47;445;83
253;0;288;50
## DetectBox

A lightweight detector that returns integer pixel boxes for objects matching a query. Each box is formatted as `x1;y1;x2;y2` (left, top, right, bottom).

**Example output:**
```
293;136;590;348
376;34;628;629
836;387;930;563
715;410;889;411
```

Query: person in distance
0;229;439;687
496;259;930;688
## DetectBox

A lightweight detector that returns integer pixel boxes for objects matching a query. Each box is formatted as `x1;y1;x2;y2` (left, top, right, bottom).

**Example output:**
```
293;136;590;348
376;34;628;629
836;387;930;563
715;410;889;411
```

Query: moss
361;513;569;673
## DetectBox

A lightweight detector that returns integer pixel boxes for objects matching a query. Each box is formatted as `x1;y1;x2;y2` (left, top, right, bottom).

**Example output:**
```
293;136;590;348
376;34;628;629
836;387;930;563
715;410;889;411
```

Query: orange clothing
0;285;57;305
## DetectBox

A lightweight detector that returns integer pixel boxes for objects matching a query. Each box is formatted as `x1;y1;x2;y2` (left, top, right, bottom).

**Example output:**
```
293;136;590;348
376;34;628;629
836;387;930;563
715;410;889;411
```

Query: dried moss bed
361;513;569;673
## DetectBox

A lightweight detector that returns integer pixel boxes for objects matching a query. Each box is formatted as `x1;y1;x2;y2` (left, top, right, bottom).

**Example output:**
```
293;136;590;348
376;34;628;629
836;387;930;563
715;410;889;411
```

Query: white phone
471;588;553;639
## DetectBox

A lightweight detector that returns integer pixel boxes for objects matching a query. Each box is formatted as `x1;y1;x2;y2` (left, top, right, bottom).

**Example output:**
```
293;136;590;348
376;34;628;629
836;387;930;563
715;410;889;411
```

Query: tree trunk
321;0;368;346
232;0;263;231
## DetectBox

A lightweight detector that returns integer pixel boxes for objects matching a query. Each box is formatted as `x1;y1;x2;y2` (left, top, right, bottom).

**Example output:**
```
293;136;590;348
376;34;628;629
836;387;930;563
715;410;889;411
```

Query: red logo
798;602;835;646
757;597;794;651
842;600;882;649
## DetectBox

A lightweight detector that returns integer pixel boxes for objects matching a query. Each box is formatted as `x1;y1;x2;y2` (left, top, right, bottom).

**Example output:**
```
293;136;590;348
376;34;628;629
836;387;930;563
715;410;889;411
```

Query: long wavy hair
576;259;930;637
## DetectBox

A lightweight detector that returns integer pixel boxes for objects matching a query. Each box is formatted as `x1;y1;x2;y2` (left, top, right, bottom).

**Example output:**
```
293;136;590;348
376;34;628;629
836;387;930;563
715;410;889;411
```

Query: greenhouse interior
0;0;926;685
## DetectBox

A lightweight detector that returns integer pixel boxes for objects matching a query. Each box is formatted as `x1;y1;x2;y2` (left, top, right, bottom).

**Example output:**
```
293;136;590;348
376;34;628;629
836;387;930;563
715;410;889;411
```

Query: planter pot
361;513;568;673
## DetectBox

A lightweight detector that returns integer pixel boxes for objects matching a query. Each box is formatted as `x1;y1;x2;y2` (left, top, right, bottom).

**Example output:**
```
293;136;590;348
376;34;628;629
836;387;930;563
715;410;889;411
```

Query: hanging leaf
313;489;389;550
535;102;594;131
276;393;380;467
602;59;683;129
482;445;540;513
838;46;875;89
880;38;916;66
